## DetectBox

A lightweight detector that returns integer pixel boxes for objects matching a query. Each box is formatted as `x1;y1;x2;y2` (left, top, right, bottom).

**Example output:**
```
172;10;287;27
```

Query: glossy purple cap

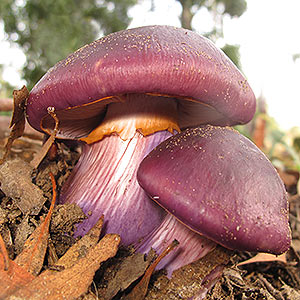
26;26;256;136
137;125;291;254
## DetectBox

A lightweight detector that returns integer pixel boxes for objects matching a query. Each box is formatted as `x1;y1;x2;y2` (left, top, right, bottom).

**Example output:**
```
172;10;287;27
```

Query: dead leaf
0;224;14;259
54;215;104;269
237;252;287;266
14;173;56;276
0;232;10;271
10;86;28;128
10;234;120;300
0;253;35;298
125;240;179;300
98;249;156;300
0;158;47;215
14;216;34;256
50;204;86;234
0;86;28;163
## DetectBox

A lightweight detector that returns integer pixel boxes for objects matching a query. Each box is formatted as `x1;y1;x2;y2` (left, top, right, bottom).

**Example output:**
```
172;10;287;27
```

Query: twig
0;98;13;112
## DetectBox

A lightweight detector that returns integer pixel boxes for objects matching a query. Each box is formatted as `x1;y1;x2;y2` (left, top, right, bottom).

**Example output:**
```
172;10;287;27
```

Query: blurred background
1;0;300;173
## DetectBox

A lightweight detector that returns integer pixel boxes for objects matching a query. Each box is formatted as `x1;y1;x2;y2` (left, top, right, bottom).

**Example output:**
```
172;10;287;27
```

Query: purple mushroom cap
26;25;256;137
137;125;291;254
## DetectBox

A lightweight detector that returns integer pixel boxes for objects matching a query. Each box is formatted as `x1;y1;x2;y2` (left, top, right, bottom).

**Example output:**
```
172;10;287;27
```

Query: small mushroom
26;26;256;245
137;125;291;275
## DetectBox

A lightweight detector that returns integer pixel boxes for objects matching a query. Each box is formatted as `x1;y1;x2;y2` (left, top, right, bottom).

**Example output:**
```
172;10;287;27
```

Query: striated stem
59;130;172;245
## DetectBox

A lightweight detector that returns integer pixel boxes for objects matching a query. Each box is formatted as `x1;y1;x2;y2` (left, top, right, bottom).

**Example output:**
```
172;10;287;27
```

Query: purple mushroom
26;26;257;250
136;125;291;275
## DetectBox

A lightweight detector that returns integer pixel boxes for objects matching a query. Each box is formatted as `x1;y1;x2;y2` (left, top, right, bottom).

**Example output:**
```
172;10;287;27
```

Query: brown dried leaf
11;234;120;300
30;134;55;169
55;215;104;269
0;86;28;163
99;249;156;300
0;158;47;215
14;216;34;256
126;240;179;300
0;254;35;299
14;173;56;276
13;220;49;277
10;86;28;127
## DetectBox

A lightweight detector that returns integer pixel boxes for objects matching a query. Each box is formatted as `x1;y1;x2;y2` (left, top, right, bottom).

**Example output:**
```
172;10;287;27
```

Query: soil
0;121;300;300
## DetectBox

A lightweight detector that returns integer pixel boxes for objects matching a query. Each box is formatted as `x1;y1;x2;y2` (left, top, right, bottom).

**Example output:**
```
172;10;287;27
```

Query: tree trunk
179;0;194;30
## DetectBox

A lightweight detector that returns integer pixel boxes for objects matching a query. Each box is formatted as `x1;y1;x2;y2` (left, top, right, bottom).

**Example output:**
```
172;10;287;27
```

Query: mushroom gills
81;94;180;143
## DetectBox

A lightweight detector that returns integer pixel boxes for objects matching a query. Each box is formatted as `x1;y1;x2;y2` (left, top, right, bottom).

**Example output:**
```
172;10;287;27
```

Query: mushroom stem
59;130;171;245
135;213;216;277
59;94;182;244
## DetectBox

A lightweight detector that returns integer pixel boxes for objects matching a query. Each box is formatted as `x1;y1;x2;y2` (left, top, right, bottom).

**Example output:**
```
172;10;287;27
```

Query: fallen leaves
14;173;57;276
12;234;120;300
97;249;155;300
0;173;120;300
1;93;299;298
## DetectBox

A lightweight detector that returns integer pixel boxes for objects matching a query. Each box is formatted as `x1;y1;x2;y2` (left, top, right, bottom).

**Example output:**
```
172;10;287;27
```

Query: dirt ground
1;114;300;300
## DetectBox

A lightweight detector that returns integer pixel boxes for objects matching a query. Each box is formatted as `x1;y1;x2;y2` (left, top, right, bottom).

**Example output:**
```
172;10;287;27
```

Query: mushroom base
136;213;216;277
59;130;172;245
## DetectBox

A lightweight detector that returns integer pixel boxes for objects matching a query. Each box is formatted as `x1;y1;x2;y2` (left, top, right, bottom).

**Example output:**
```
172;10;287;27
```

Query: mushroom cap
137;125;291;254
26;25;256;138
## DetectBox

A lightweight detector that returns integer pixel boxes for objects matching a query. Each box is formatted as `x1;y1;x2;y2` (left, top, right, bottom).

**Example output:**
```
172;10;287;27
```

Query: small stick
30;106;59;169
